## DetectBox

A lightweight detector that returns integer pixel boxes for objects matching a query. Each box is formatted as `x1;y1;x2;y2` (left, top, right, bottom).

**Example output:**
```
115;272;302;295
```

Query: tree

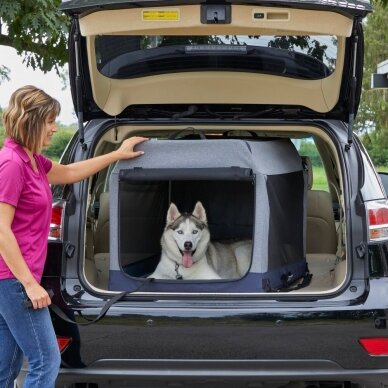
355;1;388;165
0;0;68;78
355;1;388;133
42;126;76;161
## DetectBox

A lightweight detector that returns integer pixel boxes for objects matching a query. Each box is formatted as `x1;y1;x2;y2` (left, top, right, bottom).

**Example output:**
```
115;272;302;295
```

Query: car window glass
95;35;337;80
294;137;329;191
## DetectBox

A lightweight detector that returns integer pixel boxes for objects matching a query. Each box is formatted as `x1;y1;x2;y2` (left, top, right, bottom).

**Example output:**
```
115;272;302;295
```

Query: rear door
61;0;371;123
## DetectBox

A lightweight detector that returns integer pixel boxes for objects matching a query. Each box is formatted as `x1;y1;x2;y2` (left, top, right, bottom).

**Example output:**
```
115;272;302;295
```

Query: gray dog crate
108;138;308;293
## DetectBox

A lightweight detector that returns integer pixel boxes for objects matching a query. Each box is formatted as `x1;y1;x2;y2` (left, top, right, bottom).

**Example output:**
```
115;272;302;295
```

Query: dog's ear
167;203;181;224
192;201;207;222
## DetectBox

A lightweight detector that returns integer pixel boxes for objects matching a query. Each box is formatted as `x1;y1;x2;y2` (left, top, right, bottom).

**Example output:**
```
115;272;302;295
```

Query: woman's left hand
114;136;149;160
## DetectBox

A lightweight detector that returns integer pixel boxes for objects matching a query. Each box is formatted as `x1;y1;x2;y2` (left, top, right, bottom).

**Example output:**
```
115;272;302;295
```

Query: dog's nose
184;241;193;250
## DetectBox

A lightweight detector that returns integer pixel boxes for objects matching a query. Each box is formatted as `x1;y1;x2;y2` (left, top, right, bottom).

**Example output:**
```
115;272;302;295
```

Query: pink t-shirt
0;138;53;282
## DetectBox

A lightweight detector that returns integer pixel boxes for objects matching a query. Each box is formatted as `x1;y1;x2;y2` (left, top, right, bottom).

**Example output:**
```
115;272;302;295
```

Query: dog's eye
177;230;183;234
193;230;198;234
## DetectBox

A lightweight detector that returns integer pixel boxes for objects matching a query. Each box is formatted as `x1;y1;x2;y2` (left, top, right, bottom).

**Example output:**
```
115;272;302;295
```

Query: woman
0;85;148;387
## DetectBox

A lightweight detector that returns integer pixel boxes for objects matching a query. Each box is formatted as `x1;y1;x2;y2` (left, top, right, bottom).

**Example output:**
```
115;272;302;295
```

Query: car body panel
63;299;388;370
39;273;388;385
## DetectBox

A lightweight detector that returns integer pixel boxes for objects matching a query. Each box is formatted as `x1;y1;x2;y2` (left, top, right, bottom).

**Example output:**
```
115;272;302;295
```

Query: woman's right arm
0;202;51;309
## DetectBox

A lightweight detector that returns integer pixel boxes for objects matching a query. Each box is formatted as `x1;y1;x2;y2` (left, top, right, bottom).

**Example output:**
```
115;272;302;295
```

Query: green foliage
0;65;10;82
361;130;388;166
299;139;323;166
376;0;388;7
0;0;69;76
0;129;4;149
0;122;75;161
298;139;328;190
42;127;75;161
268;36;336;71
355;1;388;166
355;1;388;134
312;166;329;191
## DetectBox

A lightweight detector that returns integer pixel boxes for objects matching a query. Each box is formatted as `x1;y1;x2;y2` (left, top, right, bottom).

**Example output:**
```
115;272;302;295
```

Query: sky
0;46;76;125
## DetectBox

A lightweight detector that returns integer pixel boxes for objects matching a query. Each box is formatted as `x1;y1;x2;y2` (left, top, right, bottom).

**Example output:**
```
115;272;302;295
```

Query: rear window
95;35;337;80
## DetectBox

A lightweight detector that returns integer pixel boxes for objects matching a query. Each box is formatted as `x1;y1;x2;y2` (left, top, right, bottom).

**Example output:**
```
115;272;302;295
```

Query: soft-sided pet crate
108;138;308;293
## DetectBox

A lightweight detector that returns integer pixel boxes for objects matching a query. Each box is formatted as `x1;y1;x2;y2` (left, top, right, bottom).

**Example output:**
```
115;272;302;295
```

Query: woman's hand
48;136;150;185
114;136;149;160
24;282;52;309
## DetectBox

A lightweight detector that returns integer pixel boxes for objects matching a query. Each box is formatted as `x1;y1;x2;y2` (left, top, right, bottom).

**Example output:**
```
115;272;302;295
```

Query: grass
312;164;388;191
312;166;329;191
376;165;388;173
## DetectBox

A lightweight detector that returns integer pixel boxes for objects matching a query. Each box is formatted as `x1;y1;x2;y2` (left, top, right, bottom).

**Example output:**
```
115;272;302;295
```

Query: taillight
359;338;388;356
366;200;388;242
57;336;72;353
49;201;65;240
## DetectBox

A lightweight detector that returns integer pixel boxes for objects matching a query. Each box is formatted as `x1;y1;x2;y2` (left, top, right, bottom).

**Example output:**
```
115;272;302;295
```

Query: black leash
23;279;153;326
48;290;128;326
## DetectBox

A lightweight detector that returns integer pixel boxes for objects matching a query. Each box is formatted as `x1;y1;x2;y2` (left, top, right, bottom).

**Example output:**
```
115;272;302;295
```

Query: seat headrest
302;156;313;190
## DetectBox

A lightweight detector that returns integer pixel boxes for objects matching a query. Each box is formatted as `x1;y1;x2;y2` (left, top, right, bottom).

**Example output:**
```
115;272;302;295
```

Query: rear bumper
19;359;388;387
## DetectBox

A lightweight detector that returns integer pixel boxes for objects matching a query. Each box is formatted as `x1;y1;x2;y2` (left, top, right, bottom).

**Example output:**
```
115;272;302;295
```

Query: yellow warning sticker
142;10;180;21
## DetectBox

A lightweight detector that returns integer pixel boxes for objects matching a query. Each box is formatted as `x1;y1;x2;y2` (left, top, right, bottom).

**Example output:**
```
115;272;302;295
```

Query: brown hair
2;85;61;153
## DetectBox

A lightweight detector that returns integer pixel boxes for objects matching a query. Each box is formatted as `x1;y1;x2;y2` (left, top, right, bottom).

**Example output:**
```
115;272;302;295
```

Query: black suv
17;0;388;386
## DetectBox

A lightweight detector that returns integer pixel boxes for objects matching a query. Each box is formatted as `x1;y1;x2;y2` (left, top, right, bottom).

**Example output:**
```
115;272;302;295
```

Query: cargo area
83;125;347;295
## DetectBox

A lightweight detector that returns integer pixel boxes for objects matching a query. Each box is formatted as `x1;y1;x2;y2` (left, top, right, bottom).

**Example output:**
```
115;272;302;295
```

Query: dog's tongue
182;251;193;268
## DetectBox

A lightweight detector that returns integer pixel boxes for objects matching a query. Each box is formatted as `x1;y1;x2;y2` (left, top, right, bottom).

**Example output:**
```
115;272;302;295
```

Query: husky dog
148;201;251;280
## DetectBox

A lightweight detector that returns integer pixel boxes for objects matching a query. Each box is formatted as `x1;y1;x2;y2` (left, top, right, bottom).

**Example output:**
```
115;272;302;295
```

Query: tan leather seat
307;190;337;254
303;156;337;255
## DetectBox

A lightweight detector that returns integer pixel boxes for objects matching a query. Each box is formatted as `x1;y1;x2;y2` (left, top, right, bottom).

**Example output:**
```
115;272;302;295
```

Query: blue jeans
0;279;61;388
